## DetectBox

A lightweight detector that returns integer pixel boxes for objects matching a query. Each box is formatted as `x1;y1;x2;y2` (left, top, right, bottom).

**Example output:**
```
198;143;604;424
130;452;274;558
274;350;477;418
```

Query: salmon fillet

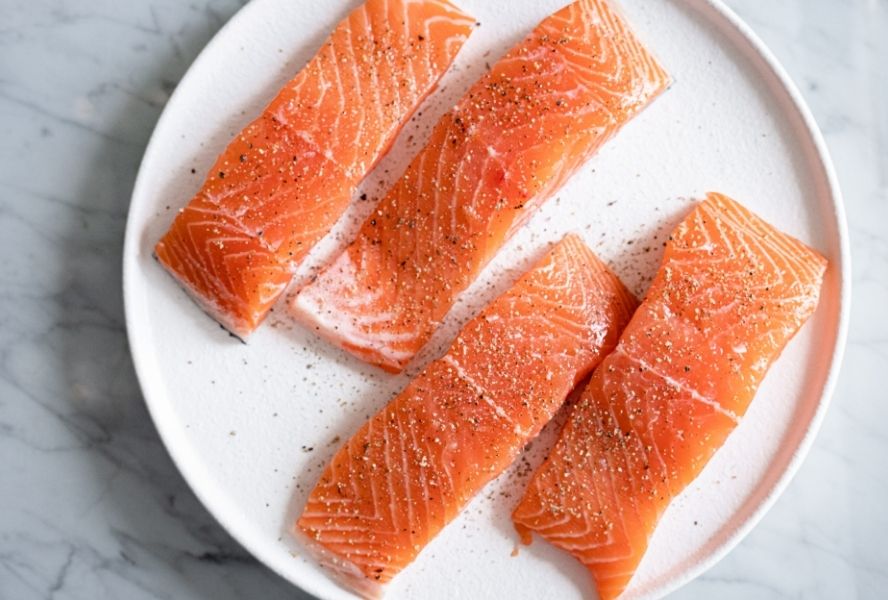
292;0;670;372
512;193;828;599
297;234;637;598
155;0;475;338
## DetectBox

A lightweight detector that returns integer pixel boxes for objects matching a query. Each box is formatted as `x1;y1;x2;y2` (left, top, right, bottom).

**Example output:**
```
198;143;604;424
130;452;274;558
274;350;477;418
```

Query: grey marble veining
0;1;884;599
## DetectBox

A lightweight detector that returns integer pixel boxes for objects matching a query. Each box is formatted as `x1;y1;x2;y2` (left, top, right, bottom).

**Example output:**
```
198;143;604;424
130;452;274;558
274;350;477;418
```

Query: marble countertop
1;1;884;598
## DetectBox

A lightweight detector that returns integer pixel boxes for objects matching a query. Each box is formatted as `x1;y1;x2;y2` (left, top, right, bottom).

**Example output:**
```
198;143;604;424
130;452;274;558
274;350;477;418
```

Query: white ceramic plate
123;1;849;598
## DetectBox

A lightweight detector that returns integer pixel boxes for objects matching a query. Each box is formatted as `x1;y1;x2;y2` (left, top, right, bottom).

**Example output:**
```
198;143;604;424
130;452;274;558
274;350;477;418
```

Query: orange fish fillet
292;0;670;372
298;234;637;598
154;0;475;337
512;193;828;600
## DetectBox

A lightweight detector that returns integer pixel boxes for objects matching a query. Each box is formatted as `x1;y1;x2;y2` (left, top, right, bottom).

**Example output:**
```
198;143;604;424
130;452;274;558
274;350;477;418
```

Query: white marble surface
0;0;883;598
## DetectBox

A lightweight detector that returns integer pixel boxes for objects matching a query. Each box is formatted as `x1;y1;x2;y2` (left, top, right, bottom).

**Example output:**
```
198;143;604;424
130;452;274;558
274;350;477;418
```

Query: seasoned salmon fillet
292;0;670;372
155;0;475;337
298;234;637;597
512;193;828;599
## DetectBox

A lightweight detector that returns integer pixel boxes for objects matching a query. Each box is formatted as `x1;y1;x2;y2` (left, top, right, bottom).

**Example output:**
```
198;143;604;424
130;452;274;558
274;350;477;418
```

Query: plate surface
123;1;849;598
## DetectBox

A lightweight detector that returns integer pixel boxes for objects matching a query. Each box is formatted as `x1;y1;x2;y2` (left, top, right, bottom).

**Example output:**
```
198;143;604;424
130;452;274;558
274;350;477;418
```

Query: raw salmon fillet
512;193;828;600
297;234;637;598
292;0;670;372
154;0;475;338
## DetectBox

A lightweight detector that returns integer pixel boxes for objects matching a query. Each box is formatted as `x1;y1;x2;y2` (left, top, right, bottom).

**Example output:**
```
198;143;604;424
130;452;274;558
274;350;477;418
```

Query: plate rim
122;0;851;598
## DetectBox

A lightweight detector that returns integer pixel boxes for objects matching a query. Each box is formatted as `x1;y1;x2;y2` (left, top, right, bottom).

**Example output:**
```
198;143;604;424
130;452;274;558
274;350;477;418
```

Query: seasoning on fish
512;193;828;600
298;234;637;598
155;0;475;337
292;0;670;372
